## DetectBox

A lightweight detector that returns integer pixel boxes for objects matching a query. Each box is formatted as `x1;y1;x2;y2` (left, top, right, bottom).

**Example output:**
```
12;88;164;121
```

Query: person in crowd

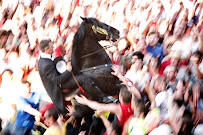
43;108;62;135
12;80;42;135
159;50;182;75
0;68;19;133
95;110;122;135
122;98;148;135
146;31;164;62
37;39;72;116
125;51;151;92
165;65;180;93
75;86;133;129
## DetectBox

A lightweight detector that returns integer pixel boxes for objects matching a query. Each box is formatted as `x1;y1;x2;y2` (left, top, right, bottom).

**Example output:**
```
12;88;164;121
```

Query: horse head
80;17;120;42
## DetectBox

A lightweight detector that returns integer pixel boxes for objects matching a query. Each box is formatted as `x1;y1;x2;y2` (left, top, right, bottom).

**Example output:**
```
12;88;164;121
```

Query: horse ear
80;16;85;20
80;16;87;22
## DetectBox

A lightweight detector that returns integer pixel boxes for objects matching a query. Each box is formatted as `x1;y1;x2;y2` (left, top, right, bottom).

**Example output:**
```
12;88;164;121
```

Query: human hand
35;113;42;122
66;61;72;72
113;51;121;64
95;110;104;117
78;131;86;135
111;65;122;77
75;95;89;105
66;105;75;116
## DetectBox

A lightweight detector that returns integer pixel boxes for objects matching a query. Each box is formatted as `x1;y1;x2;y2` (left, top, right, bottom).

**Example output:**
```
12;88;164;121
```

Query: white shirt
125;67;151;91
39;52;52;60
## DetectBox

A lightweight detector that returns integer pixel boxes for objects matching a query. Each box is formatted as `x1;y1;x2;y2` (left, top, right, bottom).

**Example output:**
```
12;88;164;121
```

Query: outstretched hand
75;95;89;105
95;110;104;117
66;105;75;116
111;65;122;77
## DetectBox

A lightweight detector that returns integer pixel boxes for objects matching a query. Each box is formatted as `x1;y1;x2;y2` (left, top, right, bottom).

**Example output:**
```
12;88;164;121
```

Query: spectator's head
174;80;186;100
174;23;186;39
44;108;59;127
178;109;194;135
136;38;147;54
39;39;53;54
21;80;31;95
158;20;169;36
0;69;13;85
169;51;181;67
149;56;161;70
154;76;167;93
109;121;122;135
117;37;131;55
132;98;148;117
163;36;177;56
190;26;200;41
191;51;203;64
165;44;172;56
166;65;178;82
119;86;132;104
131;51;144;64
132;51;144;71
46;20;59;42
147;31;159;47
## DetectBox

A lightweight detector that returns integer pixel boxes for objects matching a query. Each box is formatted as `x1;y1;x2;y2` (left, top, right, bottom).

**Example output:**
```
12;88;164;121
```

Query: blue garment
146;43;164;62
14;92;41;131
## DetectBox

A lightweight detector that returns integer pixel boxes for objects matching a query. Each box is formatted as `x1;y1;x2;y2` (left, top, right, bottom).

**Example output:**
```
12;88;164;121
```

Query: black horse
65;17;121;134
71;17;120;95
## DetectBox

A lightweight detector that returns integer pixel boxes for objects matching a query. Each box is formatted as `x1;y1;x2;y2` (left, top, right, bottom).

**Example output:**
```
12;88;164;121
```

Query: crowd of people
0;0;203;134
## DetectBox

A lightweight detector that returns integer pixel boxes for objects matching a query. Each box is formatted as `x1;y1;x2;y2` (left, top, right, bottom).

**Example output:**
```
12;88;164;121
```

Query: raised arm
75;95;121;117
111;65;141;98
95;110;112;132
24;105;42;117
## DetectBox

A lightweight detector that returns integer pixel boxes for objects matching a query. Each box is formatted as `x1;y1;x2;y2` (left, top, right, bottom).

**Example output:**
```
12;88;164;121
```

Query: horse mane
71;21;86;75
71;18;100;75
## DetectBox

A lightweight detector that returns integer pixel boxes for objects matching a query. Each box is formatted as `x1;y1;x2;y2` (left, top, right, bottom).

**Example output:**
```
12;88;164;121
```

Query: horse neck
80;38;112;66
83;38;102;53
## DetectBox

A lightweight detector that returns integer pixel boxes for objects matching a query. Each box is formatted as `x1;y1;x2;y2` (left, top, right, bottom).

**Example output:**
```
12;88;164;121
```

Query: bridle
80;25;115;59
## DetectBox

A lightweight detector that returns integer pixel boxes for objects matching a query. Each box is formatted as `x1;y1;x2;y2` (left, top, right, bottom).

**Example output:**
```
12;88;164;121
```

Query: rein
80;64;113;73
71;72;85;93
80;44;115;59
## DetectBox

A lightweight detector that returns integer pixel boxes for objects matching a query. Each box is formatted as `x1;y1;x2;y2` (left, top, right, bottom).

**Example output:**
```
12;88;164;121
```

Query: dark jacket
38;57;71;115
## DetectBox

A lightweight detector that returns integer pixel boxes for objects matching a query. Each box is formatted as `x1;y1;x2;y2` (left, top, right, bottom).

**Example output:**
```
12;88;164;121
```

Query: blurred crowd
0;0;203;135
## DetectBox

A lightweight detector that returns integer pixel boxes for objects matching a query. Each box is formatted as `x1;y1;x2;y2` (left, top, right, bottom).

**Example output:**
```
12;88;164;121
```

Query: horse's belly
81;67;120;95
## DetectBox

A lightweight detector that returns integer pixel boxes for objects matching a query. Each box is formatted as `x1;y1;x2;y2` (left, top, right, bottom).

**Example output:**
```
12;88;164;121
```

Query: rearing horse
65;17;121;134
71;17;120;96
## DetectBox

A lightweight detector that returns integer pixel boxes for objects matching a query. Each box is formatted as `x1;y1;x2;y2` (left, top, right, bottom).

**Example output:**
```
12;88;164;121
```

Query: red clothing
159;59;188;75
118;103;133;128
159;60;170;75
57;15;63;34
39;103;55;124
